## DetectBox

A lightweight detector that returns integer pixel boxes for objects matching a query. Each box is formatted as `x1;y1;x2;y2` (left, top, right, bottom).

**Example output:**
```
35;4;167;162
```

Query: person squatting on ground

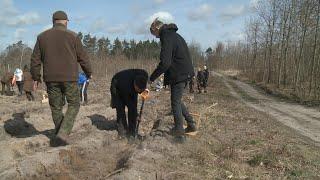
149;18;197;143
13;68;24;96
1;71;14;96
110;69;148;138
78;72;89;105
30;10;92;144
197;67;205;93
22;65;35;101
203;65;209;93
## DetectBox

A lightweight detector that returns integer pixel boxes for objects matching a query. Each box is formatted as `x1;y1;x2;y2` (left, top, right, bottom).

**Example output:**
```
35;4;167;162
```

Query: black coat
150;24;195;85
110;69;148;110
203;69;209;82
197;70;205;82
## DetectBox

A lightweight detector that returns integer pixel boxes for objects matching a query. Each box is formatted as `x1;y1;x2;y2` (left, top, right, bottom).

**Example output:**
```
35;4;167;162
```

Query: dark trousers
189;80;194;93
115;103;137;136
1;82;6;95
197;81;203;92
25;91;35;101
1;82;11;95
171;81;195;134
79;82;89;104
203;79;208;90
46;82;80;135
16;81;23;95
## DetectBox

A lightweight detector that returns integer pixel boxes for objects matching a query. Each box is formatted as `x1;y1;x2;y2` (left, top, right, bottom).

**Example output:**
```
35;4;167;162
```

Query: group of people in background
189;65;209;93
1;67;90;105
1;65;35;101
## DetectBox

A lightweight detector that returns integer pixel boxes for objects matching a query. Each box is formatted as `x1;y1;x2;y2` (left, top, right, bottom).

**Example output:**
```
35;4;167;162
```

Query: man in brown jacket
22;65;34;101
1;71;14;96
30;10;92;145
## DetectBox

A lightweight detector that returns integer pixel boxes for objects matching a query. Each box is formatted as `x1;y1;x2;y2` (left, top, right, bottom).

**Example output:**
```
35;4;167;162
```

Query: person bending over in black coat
110;69;148;138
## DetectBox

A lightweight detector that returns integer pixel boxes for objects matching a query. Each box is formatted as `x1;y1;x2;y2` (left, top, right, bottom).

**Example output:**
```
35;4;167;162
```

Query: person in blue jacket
78;72;89;105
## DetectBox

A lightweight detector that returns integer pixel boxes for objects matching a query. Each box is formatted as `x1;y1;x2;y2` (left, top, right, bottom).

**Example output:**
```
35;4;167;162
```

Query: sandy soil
0;76;319;179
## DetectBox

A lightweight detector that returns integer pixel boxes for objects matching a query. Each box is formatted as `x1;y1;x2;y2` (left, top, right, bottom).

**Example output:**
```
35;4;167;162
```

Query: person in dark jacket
149;18;196;143
1;71;14;96
197;67;205;93
30;10;92;145
22;65;34;101
78;72;89;105
189;76;195;93
110;69;148;138
203;65;209;93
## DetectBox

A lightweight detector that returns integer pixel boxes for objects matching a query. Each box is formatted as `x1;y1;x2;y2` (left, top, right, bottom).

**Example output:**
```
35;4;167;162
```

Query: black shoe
185;125;197;133
169;127;185;136
173;135;186;144
117;123;126;138
50;136;68;147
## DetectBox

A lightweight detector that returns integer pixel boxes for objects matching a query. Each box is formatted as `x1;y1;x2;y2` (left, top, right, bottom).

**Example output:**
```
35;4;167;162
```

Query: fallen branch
106;168;124;178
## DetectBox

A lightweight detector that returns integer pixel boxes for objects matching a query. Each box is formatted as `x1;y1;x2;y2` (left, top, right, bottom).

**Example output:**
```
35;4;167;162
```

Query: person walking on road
149;18;196;143
30;10;92;145
203;65;209;93
197;67;205;93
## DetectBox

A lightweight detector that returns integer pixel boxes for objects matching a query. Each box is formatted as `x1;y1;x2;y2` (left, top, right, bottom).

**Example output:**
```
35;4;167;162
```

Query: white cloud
219;5;247;22
14;28;27;40
90;18;107;32
222;31;245;41
107;24;128;34
188;4;214;21
154;0;165;4
6;12;41;27
147;11;174;25
134;11;174;35
73;15;88;22
0;0;18;16
0;0;41;27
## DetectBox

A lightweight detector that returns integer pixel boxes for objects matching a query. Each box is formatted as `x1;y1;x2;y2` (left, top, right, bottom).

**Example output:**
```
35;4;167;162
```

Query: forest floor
0;73;320;179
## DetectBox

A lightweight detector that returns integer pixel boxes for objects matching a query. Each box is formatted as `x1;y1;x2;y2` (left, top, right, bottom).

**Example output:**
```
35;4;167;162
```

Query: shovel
135;89;149;138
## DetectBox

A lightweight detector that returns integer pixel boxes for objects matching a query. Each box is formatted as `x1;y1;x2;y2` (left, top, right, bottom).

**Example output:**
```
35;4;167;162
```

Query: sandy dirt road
214;71;320;145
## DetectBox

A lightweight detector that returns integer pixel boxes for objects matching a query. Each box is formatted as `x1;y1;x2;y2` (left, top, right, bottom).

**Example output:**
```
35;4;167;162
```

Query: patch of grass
247;150;277;167
249;139;261;145
288;169;303;177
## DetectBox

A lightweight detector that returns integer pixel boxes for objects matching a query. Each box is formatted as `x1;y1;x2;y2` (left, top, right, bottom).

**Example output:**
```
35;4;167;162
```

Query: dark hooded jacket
150;24;195;85
110;69;148;110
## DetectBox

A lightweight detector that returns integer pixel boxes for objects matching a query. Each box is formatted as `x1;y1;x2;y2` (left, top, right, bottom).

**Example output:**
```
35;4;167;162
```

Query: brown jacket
30;23;92;82
1;72;13;85
23;71;33;92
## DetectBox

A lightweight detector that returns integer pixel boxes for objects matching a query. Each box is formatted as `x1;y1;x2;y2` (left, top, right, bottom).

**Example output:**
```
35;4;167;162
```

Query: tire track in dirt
213;71;320;144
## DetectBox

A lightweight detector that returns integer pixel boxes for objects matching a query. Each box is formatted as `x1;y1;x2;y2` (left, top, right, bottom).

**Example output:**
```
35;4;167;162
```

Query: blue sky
0;0;257;51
